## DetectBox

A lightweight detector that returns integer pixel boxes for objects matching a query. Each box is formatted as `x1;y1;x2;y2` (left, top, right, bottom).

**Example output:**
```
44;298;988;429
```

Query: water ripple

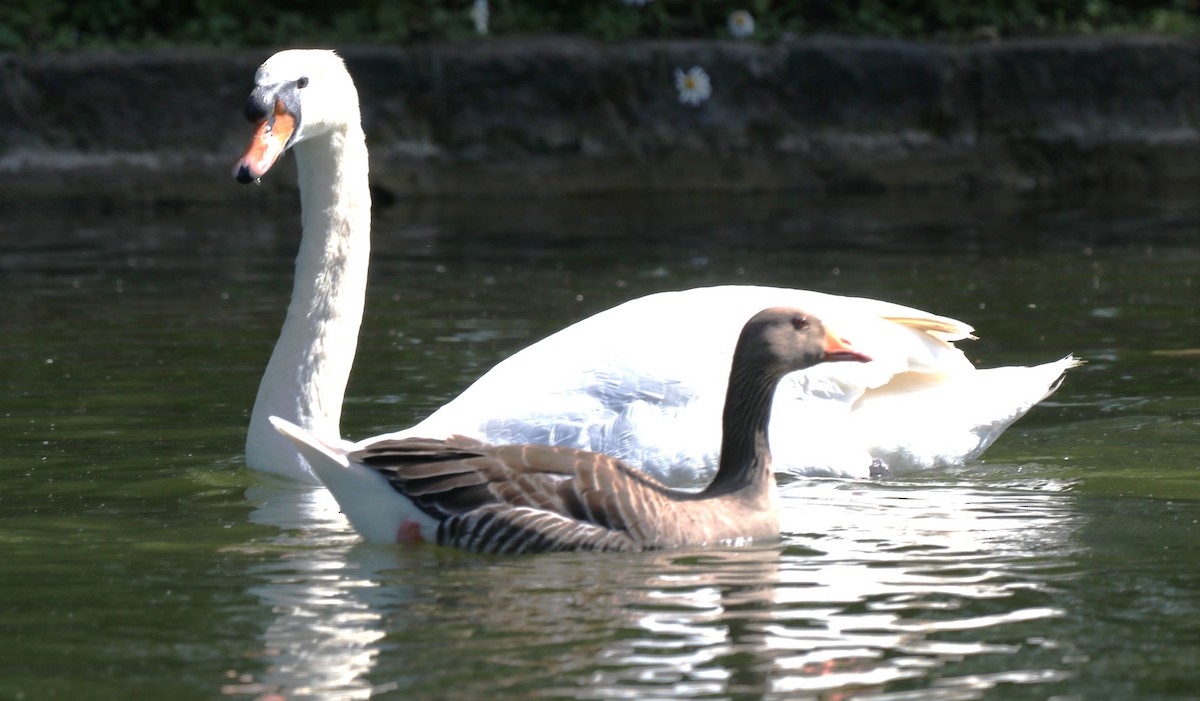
231;475;1085;700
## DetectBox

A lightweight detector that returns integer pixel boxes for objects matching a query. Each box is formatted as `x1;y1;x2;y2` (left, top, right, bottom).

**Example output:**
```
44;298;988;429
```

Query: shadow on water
2;188;1200;699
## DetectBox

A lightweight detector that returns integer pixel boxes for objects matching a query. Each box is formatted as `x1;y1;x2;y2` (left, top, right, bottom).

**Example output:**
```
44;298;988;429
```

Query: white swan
235;49;1078;486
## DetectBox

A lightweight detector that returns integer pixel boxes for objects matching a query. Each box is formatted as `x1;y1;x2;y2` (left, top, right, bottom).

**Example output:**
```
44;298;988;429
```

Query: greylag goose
234;49;1078;486
271;307;871;550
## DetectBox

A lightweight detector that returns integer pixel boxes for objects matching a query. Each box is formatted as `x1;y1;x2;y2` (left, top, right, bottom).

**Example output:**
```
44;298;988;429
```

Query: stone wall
1;35;1198;199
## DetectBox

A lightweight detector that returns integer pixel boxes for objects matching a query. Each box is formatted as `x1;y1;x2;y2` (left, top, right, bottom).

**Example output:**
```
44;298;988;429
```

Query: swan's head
233;49;361;183
737;307;873;377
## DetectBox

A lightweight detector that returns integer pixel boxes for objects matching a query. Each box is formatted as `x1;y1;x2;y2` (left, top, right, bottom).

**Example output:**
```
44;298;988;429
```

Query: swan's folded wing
880;314;977;343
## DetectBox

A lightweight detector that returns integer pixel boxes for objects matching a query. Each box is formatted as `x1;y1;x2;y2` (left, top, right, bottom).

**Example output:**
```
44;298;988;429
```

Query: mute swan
270;308;872;548
235;49;1078;487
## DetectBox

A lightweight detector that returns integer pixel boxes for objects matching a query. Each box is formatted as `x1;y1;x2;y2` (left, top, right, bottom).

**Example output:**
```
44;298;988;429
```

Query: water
2;187;1199;700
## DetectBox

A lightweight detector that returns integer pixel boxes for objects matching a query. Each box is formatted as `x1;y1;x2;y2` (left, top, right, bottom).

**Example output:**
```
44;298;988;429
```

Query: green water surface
1;189;1198;700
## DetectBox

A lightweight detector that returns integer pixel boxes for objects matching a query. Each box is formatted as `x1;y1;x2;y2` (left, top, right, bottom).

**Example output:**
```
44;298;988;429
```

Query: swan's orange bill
233;99;295;181
823;331;871;363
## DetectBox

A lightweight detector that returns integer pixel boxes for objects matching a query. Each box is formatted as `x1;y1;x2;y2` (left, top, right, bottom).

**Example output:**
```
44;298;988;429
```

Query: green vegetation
2;0;1199;52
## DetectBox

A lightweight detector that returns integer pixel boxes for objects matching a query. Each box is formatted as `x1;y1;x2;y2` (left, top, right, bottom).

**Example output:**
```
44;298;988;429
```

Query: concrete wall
1;35;1198;199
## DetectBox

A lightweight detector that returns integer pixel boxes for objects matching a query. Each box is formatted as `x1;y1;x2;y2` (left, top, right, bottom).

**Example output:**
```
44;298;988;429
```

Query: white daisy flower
471;0;489;35
674;66;712;106
727;10;755;39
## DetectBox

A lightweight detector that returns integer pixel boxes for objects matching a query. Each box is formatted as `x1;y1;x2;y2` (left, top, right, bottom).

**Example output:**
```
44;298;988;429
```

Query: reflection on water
239;474;1083;700
4;190;1200;700
240;486;377;700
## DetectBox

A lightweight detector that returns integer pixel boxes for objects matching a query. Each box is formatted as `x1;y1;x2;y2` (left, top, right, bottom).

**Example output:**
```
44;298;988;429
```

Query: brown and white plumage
272;307;871;552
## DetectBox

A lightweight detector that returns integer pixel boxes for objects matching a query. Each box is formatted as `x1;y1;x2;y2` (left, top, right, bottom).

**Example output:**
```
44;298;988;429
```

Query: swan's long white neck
246;124;371;484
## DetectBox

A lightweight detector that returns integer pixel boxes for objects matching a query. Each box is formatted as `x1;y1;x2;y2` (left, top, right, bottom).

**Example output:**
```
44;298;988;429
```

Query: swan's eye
296;76;309;89
791;316;810;331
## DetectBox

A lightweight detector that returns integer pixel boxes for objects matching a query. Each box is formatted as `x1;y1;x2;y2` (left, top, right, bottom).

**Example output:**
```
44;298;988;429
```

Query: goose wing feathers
348;436;675;552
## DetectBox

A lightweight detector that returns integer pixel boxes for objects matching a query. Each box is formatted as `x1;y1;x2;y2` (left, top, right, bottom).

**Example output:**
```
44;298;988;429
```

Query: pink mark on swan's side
396;518;425;543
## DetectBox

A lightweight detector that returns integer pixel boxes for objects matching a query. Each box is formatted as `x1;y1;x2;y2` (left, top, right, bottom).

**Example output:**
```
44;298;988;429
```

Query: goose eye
296;76;309;89
791;316;810;330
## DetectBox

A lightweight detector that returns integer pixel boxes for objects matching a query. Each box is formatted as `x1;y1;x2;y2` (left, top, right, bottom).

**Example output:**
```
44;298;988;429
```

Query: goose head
233;49;361;183
738;307;872;378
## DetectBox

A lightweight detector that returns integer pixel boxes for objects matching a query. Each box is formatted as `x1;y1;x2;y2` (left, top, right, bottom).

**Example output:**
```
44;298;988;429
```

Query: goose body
237;49;1078;487
272;308;872;550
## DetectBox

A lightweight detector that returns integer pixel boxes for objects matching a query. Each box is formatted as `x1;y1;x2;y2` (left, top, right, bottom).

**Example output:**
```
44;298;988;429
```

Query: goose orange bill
233;99;295;182
823;331;871;363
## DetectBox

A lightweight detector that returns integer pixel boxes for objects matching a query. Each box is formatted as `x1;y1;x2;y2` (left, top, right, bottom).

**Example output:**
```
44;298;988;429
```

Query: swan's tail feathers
1041;355;1085;400
846;352;1082;471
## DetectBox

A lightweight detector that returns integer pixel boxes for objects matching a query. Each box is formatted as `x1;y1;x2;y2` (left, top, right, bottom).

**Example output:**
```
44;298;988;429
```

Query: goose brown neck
702;361;780;497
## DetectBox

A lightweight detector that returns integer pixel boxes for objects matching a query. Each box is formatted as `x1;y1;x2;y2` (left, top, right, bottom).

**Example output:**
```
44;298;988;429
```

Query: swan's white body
389;287;1077;482
240;50;1078;487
